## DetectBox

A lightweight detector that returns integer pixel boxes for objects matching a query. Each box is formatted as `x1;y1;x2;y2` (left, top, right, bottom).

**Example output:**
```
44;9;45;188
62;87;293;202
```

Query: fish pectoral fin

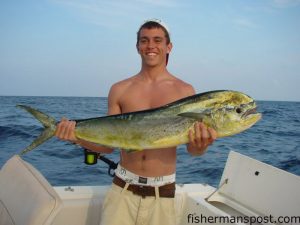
177;112;209;121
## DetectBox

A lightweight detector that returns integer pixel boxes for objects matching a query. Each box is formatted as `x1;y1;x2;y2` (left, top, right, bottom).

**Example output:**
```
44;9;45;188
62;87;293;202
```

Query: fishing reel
84;149;99;165
84;149;118;177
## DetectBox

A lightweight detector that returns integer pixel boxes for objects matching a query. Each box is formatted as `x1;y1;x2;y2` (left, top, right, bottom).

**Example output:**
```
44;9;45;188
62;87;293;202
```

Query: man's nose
147;40;156;48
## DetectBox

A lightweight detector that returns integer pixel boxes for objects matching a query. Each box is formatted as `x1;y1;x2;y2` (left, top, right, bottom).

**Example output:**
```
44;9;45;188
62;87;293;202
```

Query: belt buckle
138;185;147;198
131;184;147;198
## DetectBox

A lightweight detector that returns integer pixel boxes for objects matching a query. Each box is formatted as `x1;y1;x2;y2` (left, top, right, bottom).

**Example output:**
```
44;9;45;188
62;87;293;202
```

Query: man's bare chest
119;95;176;113
119;88;183;113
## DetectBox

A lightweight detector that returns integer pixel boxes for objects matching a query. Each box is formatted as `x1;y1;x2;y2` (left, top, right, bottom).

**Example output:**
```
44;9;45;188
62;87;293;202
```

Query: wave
277;158;300;175
0;125;39;139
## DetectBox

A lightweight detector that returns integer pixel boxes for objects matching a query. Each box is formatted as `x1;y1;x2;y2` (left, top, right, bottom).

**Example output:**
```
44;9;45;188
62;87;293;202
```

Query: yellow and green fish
18;90;261;155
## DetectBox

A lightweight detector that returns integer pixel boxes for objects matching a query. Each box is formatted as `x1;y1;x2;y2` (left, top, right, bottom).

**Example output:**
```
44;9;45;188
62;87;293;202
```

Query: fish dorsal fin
177;111;210;121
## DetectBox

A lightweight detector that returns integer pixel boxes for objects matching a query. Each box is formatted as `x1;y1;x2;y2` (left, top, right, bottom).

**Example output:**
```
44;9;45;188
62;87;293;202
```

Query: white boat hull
1;151;299;225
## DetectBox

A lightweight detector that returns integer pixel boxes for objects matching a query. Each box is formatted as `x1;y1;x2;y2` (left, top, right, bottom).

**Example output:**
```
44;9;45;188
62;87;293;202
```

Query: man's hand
55;118;78;142
187;122;217;156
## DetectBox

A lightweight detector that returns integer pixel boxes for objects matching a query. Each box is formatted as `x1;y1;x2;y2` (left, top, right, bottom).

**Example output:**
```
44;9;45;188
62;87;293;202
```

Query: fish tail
17;105;57;155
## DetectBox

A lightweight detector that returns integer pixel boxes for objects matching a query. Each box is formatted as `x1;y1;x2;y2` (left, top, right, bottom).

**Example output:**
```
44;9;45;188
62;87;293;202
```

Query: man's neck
139;64;170;82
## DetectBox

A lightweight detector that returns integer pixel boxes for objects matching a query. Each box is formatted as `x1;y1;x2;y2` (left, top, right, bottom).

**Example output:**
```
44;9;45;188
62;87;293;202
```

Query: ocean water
0;96;299;187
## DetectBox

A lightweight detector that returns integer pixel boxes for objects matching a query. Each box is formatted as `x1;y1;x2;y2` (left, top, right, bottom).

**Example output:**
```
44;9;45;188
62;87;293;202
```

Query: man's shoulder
108;75;139;101
170;76;195;95
110;76;136;92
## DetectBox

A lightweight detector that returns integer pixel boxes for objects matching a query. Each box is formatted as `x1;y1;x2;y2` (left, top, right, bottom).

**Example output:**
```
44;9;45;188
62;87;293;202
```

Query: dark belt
113;176;175;198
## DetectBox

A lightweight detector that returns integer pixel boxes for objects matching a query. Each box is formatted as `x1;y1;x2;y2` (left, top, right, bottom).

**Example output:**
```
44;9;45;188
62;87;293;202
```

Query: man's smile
146;52;158;56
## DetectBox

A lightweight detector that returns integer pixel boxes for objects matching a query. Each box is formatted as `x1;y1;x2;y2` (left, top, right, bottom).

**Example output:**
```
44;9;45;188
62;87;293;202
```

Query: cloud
136;0;179;7
50;0;181;28
271;0;300;8
233;18;258;29
243;0;300;14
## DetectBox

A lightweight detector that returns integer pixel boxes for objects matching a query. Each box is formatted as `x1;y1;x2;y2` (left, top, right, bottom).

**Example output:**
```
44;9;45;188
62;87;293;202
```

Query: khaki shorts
100;183;176;225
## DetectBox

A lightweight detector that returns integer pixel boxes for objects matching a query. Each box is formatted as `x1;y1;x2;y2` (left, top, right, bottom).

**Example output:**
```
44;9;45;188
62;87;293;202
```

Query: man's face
137;27;172;67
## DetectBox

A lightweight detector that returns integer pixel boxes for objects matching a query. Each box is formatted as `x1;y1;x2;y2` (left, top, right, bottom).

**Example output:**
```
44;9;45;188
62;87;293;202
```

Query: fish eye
236;108;242;114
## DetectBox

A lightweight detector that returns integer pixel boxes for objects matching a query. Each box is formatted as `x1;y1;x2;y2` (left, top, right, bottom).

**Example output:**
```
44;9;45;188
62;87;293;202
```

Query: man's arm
55;84;122;154
55;118;113;153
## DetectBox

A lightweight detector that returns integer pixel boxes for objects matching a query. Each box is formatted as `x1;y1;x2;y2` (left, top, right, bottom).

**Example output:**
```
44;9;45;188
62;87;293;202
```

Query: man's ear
136;44;140;54
167;42;173;54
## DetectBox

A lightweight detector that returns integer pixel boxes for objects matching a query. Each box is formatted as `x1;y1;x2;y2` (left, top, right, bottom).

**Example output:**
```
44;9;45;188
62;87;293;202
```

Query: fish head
211;91;262;137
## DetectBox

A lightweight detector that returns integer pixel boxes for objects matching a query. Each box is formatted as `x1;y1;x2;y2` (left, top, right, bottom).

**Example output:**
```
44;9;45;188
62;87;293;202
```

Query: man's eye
140;39;148;44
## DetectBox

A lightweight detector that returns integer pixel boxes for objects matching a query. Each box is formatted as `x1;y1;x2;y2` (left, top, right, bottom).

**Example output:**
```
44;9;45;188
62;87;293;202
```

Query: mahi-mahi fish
17;90;261;155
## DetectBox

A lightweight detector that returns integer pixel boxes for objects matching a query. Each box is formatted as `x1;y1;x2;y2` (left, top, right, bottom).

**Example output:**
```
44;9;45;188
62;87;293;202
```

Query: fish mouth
242;107;259;118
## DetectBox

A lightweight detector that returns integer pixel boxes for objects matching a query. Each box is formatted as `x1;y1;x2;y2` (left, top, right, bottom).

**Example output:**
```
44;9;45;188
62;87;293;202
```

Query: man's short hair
136;19;171;45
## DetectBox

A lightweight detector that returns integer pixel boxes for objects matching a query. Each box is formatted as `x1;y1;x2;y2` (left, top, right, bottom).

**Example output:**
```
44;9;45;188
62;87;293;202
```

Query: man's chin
143;59;164;67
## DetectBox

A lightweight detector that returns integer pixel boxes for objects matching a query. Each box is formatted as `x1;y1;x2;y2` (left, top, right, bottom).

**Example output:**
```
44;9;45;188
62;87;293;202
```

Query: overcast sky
1;0;300;101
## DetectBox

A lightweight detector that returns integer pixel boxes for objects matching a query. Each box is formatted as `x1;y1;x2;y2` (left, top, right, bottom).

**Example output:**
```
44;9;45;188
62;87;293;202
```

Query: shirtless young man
55;19;217;225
